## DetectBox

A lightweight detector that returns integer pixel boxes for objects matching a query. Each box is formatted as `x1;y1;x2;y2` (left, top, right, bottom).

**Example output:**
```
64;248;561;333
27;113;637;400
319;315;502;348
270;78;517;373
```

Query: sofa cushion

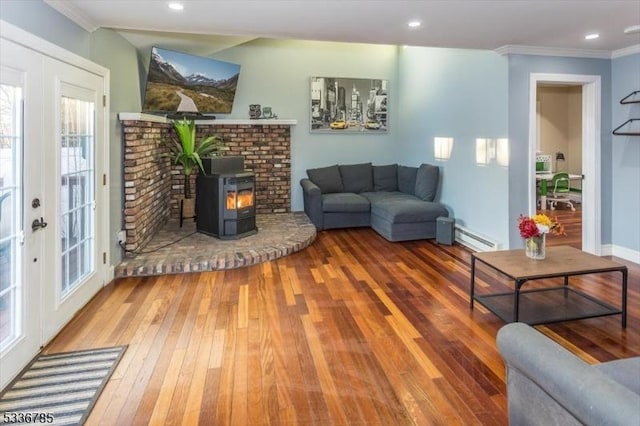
307;165;344;194
322;193;370;213
339;163;373;193
398;166;418;195
414;163;439;202
594;358;640;395
373;164;398;191
361;191;415;204
370;198;448;224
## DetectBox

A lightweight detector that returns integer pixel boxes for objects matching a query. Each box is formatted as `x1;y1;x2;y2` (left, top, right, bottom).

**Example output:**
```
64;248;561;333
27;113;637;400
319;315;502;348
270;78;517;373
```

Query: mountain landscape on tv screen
143;50;240;114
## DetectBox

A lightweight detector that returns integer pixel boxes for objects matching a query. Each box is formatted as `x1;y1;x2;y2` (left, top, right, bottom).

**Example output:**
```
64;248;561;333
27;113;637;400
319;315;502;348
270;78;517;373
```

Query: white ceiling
45;0;640;55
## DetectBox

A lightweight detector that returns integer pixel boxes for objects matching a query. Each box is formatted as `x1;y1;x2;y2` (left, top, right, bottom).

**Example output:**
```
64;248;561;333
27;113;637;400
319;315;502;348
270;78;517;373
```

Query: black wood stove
196;158;257;239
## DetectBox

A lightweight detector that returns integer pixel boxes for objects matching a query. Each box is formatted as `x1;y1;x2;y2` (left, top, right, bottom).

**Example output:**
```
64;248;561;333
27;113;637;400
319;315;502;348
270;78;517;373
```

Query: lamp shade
555;152;565;161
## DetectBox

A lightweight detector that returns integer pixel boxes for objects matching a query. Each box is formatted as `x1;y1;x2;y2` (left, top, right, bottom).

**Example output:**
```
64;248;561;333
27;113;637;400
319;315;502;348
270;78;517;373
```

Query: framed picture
310;77;388;133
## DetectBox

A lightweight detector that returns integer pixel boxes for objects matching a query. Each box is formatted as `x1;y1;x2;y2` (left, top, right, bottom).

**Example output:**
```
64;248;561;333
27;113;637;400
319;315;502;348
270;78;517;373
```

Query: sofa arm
300;178;323;230
497;323;640;426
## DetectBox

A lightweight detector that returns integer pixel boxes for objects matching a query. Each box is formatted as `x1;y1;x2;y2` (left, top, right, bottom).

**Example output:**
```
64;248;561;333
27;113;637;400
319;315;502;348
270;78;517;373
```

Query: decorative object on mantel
248;105;279;120
249;104;261;119
261;106;277;119
518;213;564;260
164;118;224;224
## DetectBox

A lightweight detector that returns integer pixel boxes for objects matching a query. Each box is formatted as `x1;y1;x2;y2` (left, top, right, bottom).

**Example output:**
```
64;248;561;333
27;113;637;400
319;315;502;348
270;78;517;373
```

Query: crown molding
611;44;640;59
495;44;611;59
43;0;100;33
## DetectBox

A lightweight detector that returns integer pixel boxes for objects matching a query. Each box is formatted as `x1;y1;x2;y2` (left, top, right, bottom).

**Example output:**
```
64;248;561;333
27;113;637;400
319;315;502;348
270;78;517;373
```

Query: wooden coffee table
469;245;628;327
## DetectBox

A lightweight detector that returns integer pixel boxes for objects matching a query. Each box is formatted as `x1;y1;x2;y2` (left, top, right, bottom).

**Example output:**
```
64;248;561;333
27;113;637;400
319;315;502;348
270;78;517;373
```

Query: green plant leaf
165;119;225;194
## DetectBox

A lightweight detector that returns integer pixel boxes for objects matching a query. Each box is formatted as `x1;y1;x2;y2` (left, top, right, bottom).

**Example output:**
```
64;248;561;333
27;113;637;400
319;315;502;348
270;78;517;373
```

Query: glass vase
525;234;546;260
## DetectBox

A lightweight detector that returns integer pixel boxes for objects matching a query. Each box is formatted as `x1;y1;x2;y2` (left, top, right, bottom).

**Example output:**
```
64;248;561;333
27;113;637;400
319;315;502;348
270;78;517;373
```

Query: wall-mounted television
142;47;241;117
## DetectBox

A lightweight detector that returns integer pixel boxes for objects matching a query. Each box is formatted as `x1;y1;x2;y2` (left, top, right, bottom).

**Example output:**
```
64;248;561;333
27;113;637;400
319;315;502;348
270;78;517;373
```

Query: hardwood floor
44;228;639;425
539;204;582;249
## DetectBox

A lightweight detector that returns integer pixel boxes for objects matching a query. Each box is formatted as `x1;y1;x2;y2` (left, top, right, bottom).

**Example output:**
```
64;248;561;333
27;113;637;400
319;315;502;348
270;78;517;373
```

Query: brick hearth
114;213;316;277
120;116;294;253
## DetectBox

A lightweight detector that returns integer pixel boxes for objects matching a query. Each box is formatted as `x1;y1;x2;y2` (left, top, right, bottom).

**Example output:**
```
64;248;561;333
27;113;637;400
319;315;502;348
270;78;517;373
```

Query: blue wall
611;53;640;254
0;0;90;57
507;55;612;248
397;47;510;246
213;38;400;210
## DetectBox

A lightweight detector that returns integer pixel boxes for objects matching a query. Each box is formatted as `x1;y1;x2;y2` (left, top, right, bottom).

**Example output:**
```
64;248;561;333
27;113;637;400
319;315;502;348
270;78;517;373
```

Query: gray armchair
496;323;640;426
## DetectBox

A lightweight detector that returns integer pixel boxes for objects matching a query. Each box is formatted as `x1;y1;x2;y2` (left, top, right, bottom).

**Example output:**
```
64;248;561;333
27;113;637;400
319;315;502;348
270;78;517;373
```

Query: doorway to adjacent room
535;83;583;249
528;73;601;255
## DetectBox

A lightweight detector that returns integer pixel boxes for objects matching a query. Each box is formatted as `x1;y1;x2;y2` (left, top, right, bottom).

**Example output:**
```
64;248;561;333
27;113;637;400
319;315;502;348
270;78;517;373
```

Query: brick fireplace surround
119;114;296;252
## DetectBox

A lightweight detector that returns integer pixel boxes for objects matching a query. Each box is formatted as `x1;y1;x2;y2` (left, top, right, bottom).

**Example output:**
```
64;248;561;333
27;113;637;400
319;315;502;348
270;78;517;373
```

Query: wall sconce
475;138;495;165
555;152;565;172
496;138;509;167
434;137;453;161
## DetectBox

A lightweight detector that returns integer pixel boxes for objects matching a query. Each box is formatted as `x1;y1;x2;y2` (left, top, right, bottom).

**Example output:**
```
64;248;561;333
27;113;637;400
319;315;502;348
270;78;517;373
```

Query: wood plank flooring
539;205;582;249
44;228;640;425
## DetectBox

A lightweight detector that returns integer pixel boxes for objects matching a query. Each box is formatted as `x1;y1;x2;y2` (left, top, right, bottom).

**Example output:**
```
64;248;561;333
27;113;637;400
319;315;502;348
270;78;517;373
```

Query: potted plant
166;118;224;217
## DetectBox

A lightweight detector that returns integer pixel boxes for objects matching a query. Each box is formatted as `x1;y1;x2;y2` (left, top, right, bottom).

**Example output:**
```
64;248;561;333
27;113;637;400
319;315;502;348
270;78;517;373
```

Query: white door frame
528;73;601;255
0;20;110;389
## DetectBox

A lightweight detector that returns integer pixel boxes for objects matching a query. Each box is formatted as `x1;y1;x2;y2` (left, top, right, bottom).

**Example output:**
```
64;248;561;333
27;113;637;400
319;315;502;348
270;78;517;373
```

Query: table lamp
555;152;565;172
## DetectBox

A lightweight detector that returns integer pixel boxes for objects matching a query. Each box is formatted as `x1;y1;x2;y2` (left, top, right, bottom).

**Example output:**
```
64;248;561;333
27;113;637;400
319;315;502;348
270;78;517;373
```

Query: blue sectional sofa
300;162;449;241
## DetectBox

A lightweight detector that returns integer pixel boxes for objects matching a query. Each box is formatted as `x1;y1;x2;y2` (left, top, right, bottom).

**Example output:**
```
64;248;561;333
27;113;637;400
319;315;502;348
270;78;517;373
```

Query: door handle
31;217;48;231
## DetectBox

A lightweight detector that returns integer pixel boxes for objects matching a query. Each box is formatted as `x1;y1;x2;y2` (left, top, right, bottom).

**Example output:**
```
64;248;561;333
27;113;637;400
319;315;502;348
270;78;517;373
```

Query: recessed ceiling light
407;21;421;28
624;25;640;35
585;33;599;40
168;2;184;11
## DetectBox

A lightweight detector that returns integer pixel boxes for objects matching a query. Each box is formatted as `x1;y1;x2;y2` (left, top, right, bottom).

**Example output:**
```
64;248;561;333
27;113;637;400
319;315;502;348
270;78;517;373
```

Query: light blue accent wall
212;38;399;210
611;53;640;252
397;47;510;247
0;0;89;57
507;55;612;248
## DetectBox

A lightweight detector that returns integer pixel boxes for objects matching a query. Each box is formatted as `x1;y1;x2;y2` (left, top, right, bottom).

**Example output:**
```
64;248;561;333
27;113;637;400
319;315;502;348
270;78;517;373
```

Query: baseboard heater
455;224;501;252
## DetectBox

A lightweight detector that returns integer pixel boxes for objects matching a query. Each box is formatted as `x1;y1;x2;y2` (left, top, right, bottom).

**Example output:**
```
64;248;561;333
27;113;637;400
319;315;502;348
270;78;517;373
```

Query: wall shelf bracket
612;118;640;136
620;90;640;104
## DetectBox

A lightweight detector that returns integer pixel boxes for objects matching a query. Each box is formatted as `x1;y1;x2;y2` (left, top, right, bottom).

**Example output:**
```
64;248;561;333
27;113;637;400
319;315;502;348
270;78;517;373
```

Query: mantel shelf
118;112;297;126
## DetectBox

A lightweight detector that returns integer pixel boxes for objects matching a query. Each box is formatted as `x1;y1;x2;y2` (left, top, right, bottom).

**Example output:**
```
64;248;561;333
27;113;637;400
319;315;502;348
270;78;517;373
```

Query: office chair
547;173;575;211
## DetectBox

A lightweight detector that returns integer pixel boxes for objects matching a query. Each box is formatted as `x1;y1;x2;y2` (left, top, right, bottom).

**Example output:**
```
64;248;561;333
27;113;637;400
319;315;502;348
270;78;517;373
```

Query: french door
0;27;109;389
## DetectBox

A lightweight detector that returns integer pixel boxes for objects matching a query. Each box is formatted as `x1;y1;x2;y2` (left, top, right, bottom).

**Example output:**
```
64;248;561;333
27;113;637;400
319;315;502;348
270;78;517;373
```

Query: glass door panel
59;95;95;297
0;80;22;351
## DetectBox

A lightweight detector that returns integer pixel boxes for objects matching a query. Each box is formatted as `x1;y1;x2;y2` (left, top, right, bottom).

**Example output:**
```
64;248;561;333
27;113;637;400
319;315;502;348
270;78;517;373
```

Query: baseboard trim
601;244;640;264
